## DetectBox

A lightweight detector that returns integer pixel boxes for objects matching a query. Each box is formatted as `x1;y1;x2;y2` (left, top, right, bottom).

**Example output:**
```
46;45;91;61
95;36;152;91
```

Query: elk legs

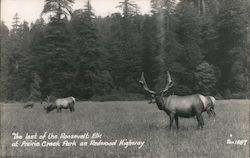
56;106;62;112
169;114;179;129
196;113;204;129
174;115;179;129
169;114;174;129
69;103;75;112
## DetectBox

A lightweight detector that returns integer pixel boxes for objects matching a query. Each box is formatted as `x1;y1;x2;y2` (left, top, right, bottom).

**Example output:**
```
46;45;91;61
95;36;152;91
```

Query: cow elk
44;96;76;113
139;72;216;129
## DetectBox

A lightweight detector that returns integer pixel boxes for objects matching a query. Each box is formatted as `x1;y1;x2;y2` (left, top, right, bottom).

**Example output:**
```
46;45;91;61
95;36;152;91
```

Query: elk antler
161;71;174;94
139;72;156;94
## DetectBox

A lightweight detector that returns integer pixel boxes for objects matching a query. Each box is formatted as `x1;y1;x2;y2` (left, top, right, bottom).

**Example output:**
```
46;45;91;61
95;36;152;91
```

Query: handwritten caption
226;134;248;146
11;132;145;149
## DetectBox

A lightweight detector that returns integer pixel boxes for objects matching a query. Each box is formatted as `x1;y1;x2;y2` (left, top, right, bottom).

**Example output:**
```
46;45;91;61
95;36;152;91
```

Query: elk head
44;96;53;110
139;72;173;110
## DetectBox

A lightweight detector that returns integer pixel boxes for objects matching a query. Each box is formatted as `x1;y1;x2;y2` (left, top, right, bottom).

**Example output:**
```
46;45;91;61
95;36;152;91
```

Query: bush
13;89;29;101
194;62;217;95
231;92;248;99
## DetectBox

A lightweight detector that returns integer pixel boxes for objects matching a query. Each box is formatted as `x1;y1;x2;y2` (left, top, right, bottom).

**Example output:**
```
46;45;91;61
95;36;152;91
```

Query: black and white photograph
0;0;249;157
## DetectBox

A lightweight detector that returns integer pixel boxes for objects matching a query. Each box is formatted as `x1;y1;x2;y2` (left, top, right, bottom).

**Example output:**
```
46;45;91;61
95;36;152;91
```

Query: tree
29;73;42;101
28;18;46;73
141;15;159;90
39;0;75;97
193;0;206;16
11;13;20;34
215;0;248;97
150;0;176;14
0;22;10;100
71;0;112;99
41;17;73;97
199;0;218;64
174;1;203;94
230;47;248;98
116;0;140;17
111;1;142;93
176;1;203;68
42;0;74;20
101;13;125;90
2;15;32;100
194;62;217;95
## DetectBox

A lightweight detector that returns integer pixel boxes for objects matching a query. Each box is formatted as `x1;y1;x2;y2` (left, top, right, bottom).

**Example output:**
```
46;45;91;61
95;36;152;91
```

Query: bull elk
44;96;76;113
139;72;216;129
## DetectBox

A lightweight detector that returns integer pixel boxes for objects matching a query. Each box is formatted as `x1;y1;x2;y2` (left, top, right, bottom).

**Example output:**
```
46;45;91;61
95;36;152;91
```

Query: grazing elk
44;96;76;113
24;101;34;108
139;72;216;129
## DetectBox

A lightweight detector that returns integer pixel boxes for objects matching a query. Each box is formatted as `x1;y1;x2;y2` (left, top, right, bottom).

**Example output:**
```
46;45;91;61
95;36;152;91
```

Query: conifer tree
40;0;74;96
0;22;10;100
174;0;203;94
42;0;74;20
71;0;112;99
29;73;42;101
216;0;249;97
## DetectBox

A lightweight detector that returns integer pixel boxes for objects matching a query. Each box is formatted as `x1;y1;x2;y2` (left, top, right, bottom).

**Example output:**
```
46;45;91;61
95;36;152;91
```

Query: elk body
139;72;216;129
45;96;76;113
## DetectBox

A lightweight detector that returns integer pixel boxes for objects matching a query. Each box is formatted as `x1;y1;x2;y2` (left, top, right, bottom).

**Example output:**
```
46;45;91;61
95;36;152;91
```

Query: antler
161;71;174;94
139;72;156;94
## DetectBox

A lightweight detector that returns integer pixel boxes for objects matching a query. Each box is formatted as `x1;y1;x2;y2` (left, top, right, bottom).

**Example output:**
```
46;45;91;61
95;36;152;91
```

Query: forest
0;0;249;101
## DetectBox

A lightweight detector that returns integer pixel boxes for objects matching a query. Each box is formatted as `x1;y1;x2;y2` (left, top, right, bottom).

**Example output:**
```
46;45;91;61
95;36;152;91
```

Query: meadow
0;100;249;158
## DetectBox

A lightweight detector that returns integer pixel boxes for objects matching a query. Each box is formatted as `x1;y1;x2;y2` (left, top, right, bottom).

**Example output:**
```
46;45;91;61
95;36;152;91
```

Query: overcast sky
1;0;151;29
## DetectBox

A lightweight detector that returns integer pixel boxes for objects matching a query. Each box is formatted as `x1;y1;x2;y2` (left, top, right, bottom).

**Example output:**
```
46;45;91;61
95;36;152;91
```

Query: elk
24;101;34;108
44;96;76;113
139;72;216;129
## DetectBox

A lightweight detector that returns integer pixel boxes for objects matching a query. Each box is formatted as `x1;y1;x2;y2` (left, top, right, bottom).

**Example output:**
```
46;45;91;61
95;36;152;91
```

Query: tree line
0;0;249;101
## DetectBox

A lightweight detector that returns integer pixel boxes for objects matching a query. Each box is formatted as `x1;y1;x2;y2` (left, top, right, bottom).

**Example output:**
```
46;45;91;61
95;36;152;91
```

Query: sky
1;0;151;29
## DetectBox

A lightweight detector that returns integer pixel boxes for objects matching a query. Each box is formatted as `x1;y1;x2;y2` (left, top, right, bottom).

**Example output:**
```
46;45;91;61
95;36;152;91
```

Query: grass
0;100;249;158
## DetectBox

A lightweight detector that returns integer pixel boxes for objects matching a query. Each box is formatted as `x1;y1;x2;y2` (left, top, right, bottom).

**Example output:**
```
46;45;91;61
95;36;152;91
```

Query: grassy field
1;100;249;158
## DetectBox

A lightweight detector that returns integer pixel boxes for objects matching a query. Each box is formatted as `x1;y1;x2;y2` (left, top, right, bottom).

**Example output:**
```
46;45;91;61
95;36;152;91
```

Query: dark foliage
1;0;249;101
